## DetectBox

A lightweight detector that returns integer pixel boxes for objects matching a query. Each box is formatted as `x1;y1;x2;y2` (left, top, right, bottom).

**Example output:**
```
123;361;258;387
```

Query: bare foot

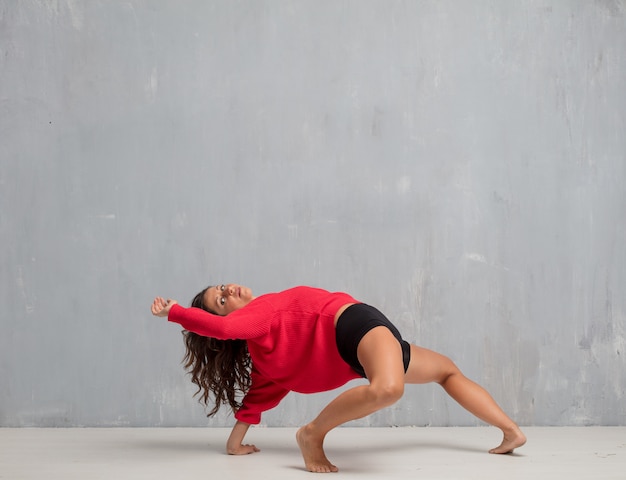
296;425;338;473
489;426;527;454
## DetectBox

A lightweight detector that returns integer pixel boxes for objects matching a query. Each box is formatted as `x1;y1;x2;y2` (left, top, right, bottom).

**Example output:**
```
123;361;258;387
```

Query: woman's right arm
226;421;260;455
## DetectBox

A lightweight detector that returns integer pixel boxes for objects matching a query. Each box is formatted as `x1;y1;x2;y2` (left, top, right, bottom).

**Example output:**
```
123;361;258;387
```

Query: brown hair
182;287;252;417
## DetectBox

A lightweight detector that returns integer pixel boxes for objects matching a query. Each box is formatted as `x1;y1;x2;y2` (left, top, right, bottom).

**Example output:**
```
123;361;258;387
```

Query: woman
151;284;526;473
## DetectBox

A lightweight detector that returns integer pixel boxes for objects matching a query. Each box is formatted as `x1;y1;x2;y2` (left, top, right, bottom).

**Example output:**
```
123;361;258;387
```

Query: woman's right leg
296;326;406;472
405;345;526;454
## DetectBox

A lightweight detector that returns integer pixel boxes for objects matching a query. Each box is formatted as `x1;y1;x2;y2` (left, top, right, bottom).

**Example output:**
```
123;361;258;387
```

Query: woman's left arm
161;300;270;340
151;297;178;317
226;421;260;455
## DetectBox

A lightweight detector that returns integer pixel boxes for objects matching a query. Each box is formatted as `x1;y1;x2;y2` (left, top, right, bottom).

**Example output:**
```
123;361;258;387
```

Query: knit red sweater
167;286;362;424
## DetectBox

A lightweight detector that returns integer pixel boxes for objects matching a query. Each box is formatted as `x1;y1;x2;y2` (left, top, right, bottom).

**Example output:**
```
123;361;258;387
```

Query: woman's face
202;284;255;315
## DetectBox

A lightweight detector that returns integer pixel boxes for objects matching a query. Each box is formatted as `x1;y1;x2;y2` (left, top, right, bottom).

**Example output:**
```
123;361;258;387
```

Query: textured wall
1;1;625;427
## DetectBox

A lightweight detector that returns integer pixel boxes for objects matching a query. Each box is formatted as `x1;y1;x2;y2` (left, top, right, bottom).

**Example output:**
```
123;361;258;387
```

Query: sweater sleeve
167;302;270;340
235;370;290;425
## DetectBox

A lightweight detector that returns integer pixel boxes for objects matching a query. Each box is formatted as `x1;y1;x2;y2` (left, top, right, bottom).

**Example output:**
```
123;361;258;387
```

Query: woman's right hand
227;443;261;455
226;420;259;455
150;296;178;317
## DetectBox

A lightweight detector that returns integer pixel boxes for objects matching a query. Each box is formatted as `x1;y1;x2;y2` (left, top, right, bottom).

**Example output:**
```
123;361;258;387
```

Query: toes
307;463;338;473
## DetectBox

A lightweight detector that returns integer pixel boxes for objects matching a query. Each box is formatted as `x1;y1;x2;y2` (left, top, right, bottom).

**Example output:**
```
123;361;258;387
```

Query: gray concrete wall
1;0;625;427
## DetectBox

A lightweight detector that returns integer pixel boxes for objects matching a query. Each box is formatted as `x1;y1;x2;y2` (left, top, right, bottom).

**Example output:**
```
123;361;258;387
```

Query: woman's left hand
151;297;178;317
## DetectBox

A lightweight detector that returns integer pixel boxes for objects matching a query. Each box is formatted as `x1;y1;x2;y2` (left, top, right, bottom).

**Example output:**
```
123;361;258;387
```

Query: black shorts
335;303;411;378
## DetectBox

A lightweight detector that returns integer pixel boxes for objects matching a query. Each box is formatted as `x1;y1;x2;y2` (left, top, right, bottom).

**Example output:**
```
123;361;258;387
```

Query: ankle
299;423;325;442
502;424;522;436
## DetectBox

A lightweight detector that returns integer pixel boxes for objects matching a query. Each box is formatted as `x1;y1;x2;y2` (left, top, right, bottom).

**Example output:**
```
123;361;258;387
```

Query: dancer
151;284;525;473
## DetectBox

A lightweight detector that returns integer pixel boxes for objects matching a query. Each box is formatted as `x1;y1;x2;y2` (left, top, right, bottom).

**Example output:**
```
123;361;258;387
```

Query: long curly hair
182;286;252;417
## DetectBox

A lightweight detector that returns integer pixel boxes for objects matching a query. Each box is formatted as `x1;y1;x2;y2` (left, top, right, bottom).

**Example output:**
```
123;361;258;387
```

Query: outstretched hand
151;296;178;317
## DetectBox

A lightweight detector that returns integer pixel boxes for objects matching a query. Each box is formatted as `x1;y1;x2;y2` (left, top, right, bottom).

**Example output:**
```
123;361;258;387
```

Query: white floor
1;427;624;479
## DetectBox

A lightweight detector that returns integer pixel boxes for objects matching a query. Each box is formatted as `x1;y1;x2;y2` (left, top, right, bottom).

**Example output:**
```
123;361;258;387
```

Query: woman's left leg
404;345;526;453
296;326;406;473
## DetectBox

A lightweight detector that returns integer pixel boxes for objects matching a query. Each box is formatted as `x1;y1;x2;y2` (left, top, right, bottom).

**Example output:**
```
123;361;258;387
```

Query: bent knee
437;355;462;384
369;382;404;407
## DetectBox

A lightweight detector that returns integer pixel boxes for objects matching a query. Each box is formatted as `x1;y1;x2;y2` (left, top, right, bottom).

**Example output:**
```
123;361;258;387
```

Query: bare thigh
404;345;460;385
357;326;406;388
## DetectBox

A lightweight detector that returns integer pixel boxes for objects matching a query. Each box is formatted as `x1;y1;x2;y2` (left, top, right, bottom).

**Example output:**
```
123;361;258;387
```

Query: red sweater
167;286;362;424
